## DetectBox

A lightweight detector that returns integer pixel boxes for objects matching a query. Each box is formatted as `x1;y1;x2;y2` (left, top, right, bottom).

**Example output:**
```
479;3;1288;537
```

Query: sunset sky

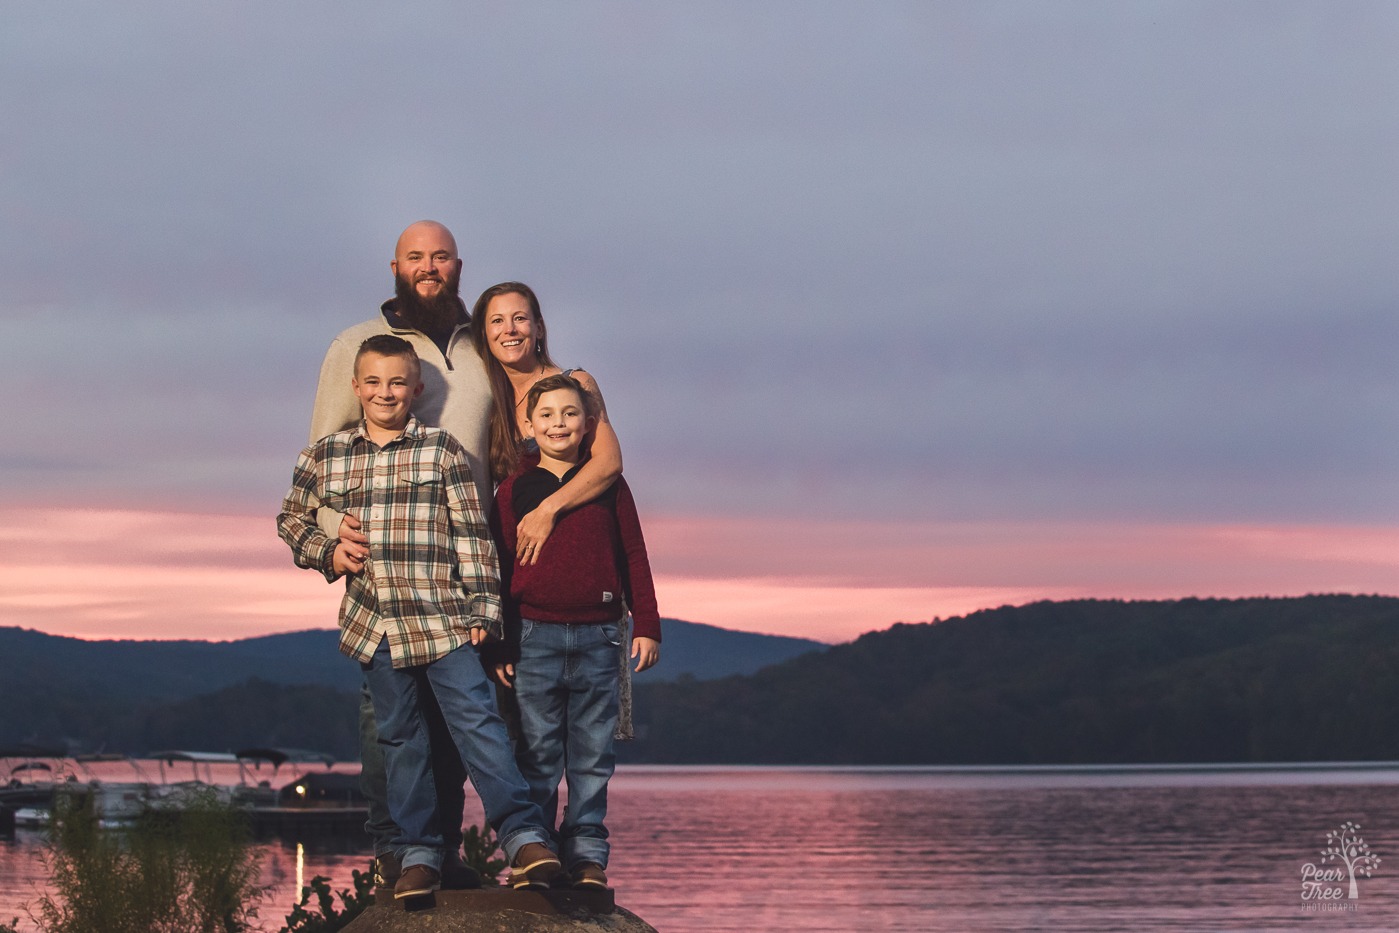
4;3;1397;644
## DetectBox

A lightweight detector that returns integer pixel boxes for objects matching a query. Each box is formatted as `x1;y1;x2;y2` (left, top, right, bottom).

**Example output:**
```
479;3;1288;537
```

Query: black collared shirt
380;298;470;358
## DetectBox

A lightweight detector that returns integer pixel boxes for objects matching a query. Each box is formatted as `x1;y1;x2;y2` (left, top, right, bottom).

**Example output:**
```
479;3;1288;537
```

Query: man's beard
394;269;462;337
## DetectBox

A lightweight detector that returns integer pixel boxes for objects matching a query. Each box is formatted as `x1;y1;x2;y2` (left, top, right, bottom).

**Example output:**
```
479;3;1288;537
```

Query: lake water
4;763;1399;931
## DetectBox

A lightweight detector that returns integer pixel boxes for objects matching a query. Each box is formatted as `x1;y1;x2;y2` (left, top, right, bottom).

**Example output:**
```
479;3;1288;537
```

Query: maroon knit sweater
492;466;661;640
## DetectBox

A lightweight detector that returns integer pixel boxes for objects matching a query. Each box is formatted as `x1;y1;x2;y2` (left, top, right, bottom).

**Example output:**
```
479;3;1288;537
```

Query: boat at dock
0;745;84;813
229;747;368;835
1;747;367;836
1;761;65;809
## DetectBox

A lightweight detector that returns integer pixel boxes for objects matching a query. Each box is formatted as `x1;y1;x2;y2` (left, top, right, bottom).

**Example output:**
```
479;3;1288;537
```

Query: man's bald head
394;220;457;260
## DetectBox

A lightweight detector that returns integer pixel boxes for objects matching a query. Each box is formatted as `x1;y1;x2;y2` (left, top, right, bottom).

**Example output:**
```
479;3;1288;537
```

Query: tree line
623;595;1399;764
8;595;1399;764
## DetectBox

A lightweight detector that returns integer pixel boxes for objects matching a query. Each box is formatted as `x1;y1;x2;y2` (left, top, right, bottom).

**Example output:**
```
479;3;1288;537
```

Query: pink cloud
0;508;339;641
1;507;1396;644
640;516;1399;640
642;515;1399;591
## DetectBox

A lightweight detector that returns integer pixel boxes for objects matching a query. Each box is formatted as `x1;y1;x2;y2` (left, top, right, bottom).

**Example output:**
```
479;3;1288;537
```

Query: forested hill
0;620;822;758
0;619;822;704
625;595;1399;765
8;596;1398;764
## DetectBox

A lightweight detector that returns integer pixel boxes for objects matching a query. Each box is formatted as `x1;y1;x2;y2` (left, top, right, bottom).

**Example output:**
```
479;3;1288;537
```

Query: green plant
278;868;374;933
461;823;507;882
0;918;20;933
275;820;504;931
27;787;263;933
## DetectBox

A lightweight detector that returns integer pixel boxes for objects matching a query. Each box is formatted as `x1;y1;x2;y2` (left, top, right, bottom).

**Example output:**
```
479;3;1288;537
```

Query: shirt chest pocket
320;476;363;512
398;469;444;507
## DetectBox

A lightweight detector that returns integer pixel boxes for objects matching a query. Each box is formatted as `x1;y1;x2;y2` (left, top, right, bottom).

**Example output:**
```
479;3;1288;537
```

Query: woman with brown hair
470;281;623;560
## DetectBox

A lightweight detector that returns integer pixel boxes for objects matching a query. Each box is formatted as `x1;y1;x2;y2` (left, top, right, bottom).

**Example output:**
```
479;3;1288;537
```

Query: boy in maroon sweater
492;373;661;890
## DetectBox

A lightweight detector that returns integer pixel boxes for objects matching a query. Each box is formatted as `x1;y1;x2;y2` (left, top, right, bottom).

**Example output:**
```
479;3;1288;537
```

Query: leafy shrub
461;823;506;882
278;869;374;933
27;787;263;933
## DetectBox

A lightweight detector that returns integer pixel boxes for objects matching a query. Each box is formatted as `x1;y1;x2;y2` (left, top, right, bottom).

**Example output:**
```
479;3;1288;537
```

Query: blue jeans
362;638;548;871
513;619;622;869
358;679;467;857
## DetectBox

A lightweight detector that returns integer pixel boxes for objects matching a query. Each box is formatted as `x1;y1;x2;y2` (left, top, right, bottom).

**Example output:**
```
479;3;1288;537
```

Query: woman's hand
515;500;560;565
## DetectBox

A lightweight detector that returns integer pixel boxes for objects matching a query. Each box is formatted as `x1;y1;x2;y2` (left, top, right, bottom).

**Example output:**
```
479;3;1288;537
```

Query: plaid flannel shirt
277;416;502;668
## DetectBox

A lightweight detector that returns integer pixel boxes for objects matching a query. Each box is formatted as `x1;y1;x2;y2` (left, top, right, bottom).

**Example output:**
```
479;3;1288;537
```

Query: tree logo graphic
1301;821;1381;904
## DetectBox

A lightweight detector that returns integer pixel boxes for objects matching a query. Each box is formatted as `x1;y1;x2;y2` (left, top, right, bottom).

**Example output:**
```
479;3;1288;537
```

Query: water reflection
4;765;1399;931
606;767;1399;932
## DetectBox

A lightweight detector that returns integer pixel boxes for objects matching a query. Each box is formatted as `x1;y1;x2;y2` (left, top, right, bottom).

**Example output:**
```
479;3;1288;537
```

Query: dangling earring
536;340;543;357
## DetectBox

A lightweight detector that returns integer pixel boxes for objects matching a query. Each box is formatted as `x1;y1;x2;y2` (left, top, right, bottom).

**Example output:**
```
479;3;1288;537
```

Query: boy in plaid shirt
278;335;560;897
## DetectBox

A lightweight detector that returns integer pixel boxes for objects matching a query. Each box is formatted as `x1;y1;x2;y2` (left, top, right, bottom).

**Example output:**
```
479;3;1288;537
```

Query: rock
341;888;658;932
